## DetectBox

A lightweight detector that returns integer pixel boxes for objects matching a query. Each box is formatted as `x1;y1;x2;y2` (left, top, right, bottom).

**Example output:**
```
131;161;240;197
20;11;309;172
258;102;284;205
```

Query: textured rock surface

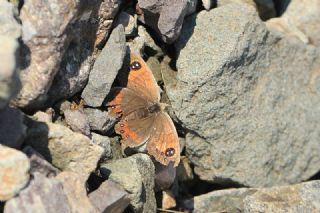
4;173;71;213
0;145;30;201
115;12;137;37
270;0;320;46
89;180;129;213
91;133;112;160
64;108;91;136
82;25;127;107
24;118;104;179
100;154;156;213
137;0;192;44
170;4;320;187
244;181;320;213
183;188;257;213
0;107;25;149
0;1;21;109
56;171;97;213
15;0;89;109
84;108;117;134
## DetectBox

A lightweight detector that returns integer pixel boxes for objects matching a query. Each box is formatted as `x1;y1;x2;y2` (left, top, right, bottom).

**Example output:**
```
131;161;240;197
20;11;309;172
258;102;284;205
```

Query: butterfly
107;53;180;167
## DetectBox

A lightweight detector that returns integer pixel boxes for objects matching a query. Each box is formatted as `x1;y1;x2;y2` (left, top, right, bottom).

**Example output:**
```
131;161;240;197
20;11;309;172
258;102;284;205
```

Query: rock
15;0;93;110
24;118;104;180
160;190;176;210
115;12;137;37
128;25;163;56
32;110;53;123
0;145;30;201
137;0;189;44
56;171;97;213
84;108;117;134
183;188;258;213
0;106;26;149
170;3;320;187
202;0;214;10
244;181;320;213
91;133;112;160
154;162;176;192
89;180;129;213
4;173;71;213
64;108;91;136
270;0;320;46
0;1;21;109
82;25;127;107
23;146;59;177
100;154;156;213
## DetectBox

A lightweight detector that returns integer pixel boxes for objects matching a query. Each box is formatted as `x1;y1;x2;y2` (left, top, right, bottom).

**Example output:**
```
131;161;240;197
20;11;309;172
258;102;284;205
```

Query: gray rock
0;145;30;201
56;171;97;213
89;180;129;213
23;146;59;177
100;154;156;213
170;3;320;187
32;110;53;123
24;118;104;180
183;188;257;213
0;107;25;149
244;181;320;213
15;0;91;110
115;12;137;37
64;108;91;136
91;133;112;160
4;173;71;213
0;1;21;109
84;108;117;134
137;0;189;44
82;25;127;107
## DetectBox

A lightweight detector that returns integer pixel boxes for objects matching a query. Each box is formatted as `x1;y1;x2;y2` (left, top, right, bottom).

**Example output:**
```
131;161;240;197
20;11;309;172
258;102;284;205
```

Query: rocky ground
1;0;320;212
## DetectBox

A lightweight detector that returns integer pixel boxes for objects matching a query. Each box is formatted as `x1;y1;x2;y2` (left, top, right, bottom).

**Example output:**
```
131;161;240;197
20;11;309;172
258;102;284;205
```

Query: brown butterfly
107;53;180;167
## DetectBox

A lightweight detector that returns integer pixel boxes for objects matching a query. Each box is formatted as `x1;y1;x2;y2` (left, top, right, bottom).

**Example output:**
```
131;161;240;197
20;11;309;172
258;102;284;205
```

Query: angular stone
91;133;112;160
4;173;71;213
100;154;156;212
24;118;104;180
56;171;97;213
176;157;194;182
15;0;90;110
0;145;30;201
170;4;320;187
244;181;320;213
183;188;258;213
115;12;137;37
0;107;25;149
23;146;59;177
161;190;176;210
82;25;127;107
64;108;91;136
137;0;189;44
0;1;21;109
32;110;53;123
84;108;117;134
89;180;129;213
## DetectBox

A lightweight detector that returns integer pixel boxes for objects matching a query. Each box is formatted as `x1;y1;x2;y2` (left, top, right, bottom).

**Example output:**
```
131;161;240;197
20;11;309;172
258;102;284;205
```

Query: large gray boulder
168;3;320;187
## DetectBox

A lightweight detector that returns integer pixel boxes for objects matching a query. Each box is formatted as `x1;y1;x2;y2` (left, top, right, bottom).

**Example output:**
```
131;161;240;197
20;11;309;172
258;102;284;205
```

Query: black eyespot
165;148;175;157
130;61;141;70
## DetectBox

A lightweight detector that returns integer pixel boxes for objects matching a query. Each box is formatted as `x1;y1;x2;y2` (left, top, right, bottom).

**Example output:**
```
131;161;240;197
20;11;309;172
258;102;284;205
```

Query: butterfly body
107;53;180;167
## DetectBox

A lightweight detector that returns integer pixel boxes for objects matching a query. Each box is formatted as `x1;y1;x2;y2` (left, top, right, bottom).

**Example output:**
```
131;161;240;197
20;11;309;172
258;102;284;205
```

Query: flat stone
0;106;25;149
183;188;258;213
24;118;104;180
84;108;117;134
0;1;21;109
91;133;112;160
89;180;129;213
244;181;320;213
100;154;156;213
170;3;320;187
0;145;30;201
82;25;127;107
56;171;97;213
64;108;91;136
4;173;71;213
